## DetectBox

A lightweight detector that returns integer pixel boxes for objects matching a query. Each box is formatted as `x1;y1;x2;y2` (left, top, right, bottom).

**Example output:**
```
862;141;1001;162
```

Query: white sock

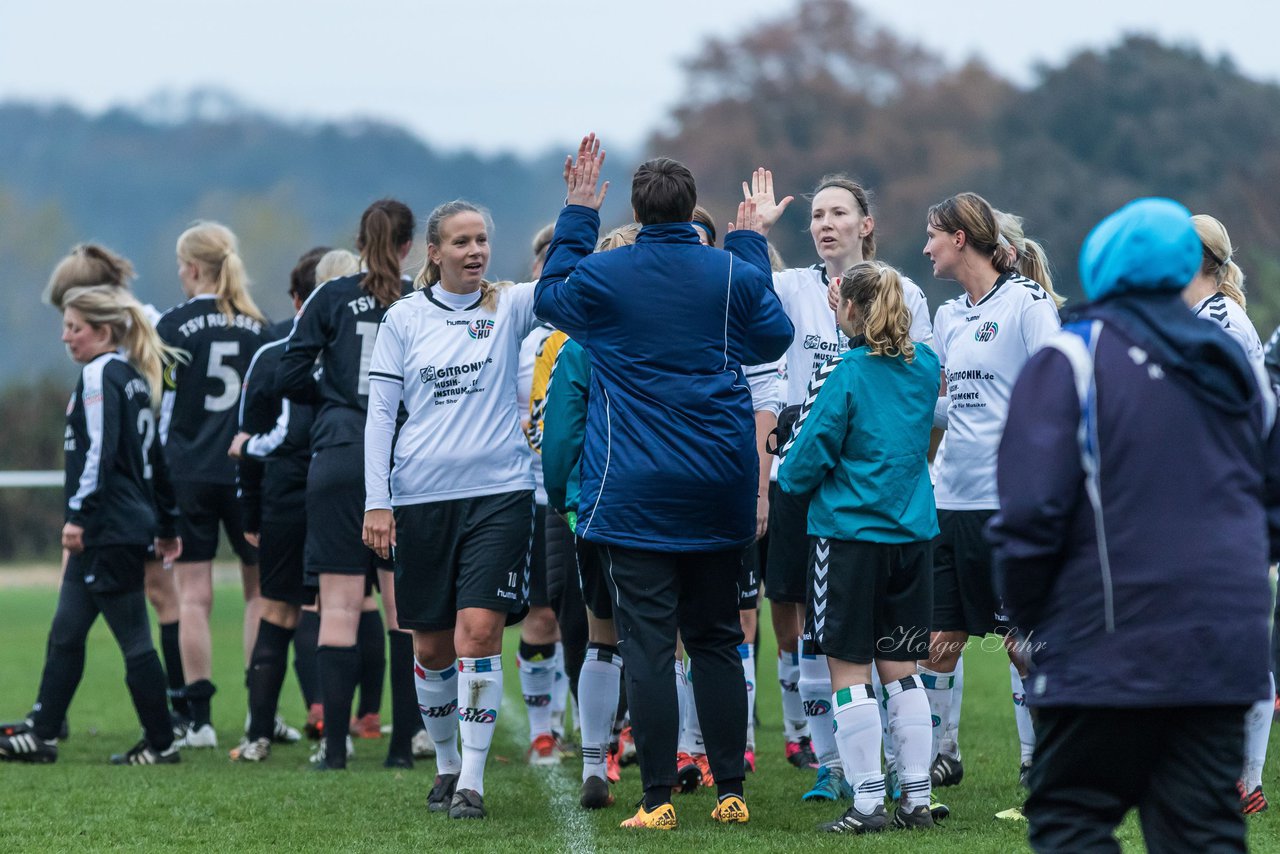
919;666;955;764
414;658;461;775
1244;671;1276;789
832;684;883;814
799;649;837;767
886;674;933;811
550;641;569;736
940;656;964;758
579;645;622;782
778;650;808;741
517;644;556;740
680;659;705;754
1010;664;1036;765
872;667;896;775
457;656;503;795
739;643;757;752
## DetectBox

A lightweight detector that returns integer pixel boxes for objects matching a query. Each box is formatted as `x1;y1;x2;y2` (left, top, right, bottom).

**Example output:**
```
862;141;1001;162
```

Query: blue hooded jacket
534;205;793;551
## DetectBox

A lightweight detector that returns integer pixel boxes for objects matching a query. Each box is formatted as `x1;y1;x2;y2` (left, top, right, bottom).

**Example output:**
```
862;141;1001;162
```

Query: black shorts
739;539;762;610
393;490;535;632
809;537;932;664
70;544;149;595
764;482;810;604
174;481;258;564
527;504;550;608
305;444;379;577
544;507;574;607
576;536;613;619
932;509;998;637
259;511;315;606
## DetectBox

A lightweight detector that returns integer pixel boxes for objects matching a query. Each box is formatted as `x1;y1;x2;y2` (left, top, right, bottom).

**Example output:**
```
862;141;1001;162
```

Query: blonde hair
62;285;187;402
416;200;507;310
596;223;639;252
839;261;915;363
45;243;136;309
530;222;555;274
175;221;265;325
995;210;1066;309
315;249;360;285
1192;214;1246;309
767;242;786;272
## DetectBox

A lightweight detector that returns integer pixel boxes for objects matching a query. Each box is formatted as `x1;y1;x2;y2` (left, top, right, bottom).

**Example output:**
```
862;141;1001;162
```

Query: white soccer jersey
364;282;539;508
1194;293;1266;372
932;273;1060;509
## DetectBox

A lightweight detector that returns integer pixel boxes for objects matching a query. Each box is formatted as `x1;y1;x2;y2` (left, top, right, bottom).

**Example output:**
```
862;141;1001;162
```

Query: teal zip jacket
542;337;590;517
778;338;941;543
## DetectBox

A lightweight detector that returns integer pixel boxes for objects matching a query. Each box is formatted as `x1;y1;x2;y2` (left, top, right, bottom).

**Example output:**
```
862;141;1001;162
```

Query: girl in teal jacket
777;261;941;834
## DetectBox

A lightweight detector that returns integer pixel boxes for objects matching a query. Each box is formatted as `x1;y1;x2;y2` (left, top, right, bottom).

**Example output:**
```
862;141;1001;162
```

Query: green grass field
0;580;1276;853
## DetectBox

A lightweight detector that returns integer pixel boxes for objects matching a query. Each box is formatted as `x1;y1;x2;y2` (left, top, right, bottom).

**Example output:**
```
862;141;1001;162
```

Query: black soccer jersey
278;273;410;450
156;294;269;484
64;353;178;546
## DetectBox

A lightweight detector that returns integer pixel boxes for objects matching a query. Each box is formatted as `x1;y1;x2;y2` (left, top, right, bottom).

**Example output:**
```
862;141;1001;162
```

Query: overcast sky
2;0;1276;156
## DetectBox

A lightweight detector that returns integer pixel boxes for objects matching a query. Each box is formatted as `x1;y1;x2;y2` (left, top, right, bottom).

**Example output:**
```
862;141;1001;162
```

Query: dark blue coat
534;205;793;551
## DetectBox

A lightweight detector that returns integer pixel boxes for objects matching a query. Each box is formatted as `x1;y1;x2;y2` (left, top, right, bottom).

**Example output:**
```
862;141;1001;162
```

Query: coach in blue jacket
989;198;1280;853
535;136;793;826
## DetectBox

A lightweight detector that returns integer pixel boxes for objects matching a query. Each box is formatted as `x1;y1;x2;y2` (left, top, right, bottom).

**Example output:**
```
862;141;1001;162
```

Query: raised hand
564;133;609;211
727;198;765;235
740;167;794;236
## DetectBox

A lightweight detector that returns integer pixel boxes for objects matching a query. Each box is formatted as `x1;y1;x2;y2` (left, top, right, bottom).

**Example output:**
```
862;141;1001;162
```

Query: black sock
386;630;417;761
318;645;360;768
32;640;86;741
184;679;217;728
158;621;189;718
247;620;295;741
716;777;744;801
518;640;557;663
293;610;320;708
126;650;174;750
355;610;385;718
644;785;672;811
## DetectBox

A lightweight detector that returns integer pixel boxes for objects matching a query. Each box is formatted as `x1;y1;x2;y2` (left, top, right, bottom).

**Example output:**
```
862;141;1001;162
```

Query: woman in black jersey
279;199;420;770
0;286;183;765
156;222;271;749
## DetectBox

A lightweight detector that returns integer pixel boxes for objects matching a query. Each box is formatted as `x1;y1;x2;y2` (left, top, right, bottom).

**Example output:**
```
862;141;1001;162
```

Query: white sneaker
273;716;301;744
229;737;271;762
178;724;218;749
309;736;354;766
411;728;436;758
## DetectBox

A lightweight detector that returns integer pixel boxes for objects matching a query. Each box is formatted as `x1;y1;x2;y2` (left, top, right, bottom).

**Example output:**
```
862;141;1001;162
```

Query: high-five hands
740;168;794;237
728;199;765;235
564;133;609;211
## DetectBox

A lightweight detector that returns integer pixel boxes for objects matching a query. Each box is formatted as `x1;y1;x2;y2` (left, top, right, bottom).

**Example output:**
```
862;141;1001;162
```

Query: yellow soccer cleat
620;802;678;830
711;795;750;824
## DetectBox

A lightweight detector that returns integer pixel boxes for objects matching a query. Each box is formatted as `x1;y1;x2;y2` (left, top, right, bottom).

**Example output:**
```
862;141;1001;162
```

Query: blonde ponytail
176;222;266;324
994;209;1066;309
840;261;915;363
1193;214;1246;309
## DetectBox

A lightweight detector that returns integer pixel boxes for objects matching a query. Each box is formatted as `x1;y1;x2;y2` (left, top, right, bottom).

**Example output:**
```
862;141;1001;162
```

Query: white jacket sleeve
364;311;407;511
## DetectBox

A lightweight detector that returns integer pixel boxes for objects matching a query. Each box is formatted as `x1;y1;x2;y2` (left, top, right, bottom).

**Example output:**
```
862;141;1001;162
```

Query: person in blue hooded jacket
988;198;1280;853
534;134;793;830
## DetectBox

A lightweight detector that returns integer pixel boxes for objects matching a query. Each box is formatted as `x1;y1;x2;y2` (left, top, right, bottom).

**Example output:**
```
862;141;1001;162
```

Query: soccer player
362;199;542;819
0;286;183;765
157;222;271;748
921;193;1060;799
778;261;941;832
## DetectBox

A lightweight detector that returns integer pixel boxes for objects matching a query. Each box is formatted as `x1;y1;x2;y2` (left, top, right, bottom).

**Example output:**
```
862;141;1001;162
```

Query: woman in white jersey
747;169;932;801
363;200;540;820
1183;214;1273;816
919;192;1060;806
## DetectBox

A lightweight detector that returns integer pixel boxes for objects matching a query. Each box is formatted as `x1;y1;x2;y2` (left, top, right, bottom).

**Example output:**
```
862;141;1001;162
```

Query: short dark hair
290;246;330;302
631;158;696;226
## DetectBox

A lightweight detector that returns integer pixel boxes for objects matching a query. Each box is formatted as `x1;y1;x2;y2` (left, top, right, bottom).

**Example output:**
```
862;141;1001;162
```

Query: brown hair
289;247;331;303
530;222;555;276
416;200;506;311
356;199;415;308
45;243;136;309
176;221;266;324
691;205;718;247
631;158;697;226
811;175;875;260
62;285;187;401
839;261;915;363
927;192;1016;276
1192;214;1246;309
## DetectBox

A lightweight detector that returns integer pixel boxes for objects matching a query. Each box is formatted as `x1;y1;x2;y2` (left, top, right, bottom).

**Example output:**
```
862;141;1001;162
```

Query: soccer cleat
995;807;1027;821
304;703;324;740
272;716;302;744
605;746;622;783
528;733;560;766
620;801;677;830
0;732;58;763
617;726;637;765
309;736;355;767
110;739;181;765
427;772;459;812
411;728;435;758
177;723;217;749
931;752;964;787
822;802;887;833
693;753;714;787
802;765;853;802
383;752;413;769
1019;761;1032;790
580;775;614;809
448;788;486;819
711;794;749;824
350;712;382;740
230;737;271;762
744;749;756;773
1239;780;1269;815
892;803;936;830
785;736;819;769
171;713;192;742
1;715;68;741
929;798;950;823
677;753;701;793
555;731;577;759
